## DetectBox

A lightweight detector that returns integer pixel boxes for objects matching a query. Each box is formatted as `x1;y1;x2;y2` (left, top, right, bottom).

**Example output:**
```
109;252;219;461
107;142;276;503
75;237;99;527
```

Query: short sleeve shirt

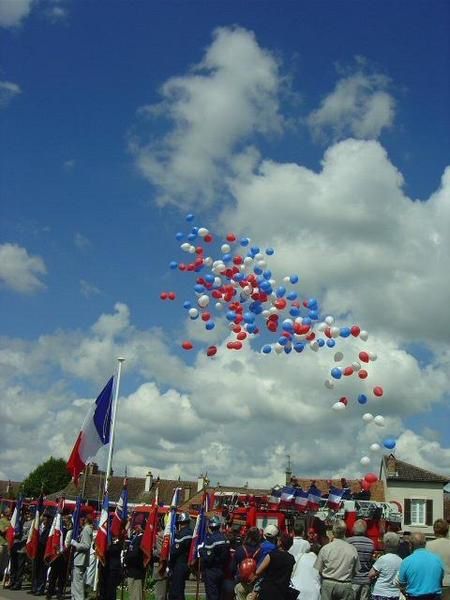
372;552;403;597
398;548;444;596
314;539;360;582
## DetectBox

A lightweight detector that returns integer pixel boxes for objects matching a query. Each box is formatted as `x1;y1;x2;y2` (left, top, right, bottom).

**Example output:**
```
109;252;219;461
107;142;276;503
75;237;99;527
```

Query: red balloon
160;292;168;300
364;473;378;484
201;312;211;322
168;292;176;300
373;386;384;397
226;233;236;242
204;234;213;243
359;351;370;363
206;346;217;357
343;366;354;376
195;246;204;255
324;327;332;338
351;325;361;337
358;370;368;379
306;332;316;341
274;299;287;310
339;396;349;406
267;321;278;332
232;325;241;333
361;480;371;491
182;341;193;350
233;255;243;265
237;332;247;341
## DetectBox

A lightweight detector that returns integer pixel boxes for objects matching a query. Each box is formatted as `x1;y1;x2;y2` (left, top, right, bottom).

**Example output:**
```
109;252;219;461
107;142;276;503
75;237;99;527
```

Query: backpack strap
252;547;260;559
242;545;250;559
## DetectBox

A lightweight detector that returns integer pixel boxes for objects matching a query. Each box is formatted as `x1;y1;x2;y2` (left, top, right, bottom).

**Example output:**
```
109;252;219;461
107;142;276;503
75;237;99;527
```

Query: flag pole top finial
117;357;125;362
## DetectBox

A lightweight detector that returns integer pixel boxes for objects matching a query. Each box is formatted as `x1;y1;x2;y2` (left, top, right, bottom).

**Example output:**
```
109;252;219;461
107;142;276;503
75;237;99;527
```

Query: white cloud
0;0;34;27
80;279;100;298
130;26;283;209
0;243;47;293
0;80;21;108
63;159;76;171
307;72;395;141
74;232;91;251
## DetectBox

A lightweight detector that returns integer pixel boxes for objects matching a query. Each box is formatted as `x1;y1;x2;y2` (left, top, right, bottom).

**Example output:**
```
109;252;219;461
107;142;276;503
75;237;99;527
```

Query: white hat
264;524;279;538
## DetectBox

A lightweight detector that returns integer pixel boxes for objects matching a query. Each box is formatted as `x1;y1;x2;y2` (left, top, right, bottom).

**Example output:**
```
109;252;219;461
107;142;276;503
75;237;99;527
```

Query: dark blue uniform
200;531;230;600
169;525;193;600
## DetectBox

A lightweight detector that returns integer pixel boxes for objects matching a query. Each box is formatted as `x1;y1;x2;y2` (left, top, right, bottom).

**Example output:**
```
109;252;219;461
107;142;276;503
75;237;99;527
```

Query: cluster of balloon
162;214;396;471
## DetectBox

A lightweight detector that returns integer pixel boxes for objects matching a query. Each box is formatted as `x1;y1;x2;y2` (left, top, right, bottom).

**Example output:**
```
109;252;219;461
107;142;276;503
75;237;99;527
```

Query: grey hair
332;519;347;539
383;532;400;552
411;532;426;549
353;519;367;535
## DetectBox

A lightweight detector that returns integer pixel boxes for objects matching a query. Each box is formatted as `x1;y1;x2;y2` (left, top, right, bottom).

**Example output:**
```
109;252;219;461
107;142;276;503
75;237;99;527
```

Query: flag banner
294;488;309;512
280;486;296;505
26;494;44;559
188;492;209;564
159;487;181;563
71;496;83;543
268;488;282;508
327;486;344;510
141;487;159;568
7;496;24;550
111;478;128;537
67;377;114;485
45;497;65;563
96;493;110;565
307;484;322;511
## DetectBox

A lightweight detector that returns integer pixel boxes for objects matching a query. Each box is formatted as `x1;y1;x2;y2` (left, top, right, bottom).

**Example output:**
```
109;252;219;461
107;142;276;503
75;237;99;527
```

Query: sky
1;0;450;488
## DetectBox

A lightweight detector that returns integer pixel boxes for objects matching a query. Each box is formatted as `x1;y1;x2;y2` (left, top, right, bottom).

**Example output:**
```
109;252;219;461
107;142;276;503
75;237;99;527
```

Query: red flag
95;493;110;566
45;498;65;563
159;488;181;563
6;497;23;551
26;495;44;559
141;487;159;568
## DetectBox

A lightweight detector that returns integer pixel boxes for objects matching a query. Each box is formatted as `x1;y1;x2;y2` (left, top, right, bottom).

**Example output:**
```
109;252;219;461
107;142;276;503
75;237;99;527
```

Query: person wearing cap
168;512;193;600
199;516;230;600
260;525;279;561
252;532;296;600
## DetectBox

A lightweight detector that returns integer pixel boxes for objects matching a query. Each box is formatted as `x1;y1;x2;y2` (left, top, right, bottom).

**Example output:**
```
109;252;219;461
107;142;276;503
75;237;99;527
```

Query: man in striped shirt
347;519;375;600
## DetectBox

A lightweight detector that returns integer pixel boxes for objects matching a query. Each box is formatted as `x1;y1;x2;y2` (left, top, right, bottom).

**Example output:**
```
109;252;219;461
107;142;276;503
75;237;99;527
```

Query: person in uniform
199;516;229;600
70;514;93;600
168;512;193;600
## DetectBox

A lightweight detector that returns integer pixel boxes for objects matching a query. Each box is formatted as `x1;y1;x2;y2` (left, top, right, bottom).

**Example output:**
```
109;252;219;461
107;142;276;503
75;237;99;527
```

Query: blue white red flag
327;486;344;510
111;478;128;537
159;487;181;563
67;377;114;485
281;486;296;503
96;492;110;565
188;492;209;564
268;488;282;508
307;484;322;510
71;496;83;543
7;496;23;550
294;488;309;512
141;486;159;568
45;497;65;563
26;494;44;559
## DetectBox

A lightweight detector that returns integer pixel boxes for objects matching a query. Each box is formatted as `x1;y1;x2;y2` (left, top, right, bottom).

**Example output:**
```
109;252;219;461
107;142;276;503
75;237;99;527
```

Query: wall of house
385;481;444;536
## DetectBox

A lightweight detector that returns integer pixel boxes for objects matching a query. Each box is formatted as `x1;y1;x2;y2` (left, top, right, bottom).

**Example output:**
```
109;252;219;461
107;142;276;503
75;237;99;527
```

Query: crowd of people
0;504;449;600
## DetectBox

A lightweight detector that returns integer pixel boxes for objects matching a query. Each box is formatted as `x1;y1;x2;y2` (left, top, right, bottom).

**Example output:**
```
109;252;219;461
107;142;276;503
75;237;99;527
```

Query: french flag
72;496;83;542
111;478;128;537
307;484;322;511
268;488;282;508
159;488;181;563
281;485;296;507
26;494;44;559
45;497;65;563
294;488;309;512
141;487;159;568
7;496;23;550
67;377;114;485
327;486;344;511
96;492;110;565
188;492;209;564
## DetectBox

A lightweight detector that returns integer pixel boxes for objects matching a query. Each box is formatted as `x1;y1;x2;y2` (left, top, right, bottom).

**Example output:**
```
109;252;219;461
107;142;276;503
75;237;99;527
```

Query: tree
21;457;71;498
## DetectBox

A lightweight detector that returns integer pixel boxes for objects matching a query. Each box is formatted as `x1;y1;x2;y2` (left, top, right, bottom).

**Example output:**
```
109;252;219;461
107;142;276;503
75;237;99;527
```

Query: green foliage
21;456;71;498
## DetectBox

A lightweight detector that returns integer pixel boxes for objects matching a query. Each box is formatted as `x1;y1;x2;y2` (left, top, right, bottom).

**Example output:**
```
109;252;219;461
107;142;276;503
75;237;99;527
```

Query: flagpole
105;357;125;491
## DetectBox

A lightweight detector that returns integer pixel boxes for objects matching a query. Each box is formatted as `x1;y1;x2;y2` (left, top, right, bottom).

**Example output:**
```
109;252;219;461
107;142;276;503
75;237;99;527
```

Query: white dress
292;552;321;600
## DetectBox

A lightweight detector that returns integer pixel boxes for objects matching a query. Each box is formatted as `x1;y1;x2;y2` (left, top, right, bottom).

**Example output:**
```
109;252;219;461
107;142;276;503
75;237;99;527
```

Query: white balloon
369;352;377;361
188;308;199;319
370;443;381;452
283;276;290;283
197;294;210;308
310;341;319;352
180;242;191;252
331;326;340;338
374;415;385;427
256;259;267;268
221;244;231;254
325;380;335;389
215;302;223;311
255;253;265;261
325;315;335;325
360;330;369;341
334;351;344;362
352;361;361;371
244;257;253;266
360;456;371;465
332;402;346;411
317;322;327;332
214;277;222;287
362;413;374;422
204;256;213;266
269;306;279;314
294;317;304;324
188;245;196;254
274;343;284;354
198;227;209;237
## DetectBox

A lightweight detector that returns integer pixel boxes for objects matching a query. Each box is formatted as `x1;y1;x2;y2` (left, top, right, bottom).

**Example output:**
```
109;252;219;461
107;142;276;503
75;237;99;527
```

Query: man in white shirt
289;522;310;564
427;519;450;600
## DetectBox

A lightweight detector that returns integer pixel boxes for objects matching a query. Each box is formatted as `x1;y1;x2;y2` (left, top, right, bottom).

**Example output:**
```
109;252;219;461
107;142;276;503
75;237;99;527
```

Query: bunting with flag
111;478;128;537
327;486;344;511
280;485;296;507
188;492;209;564
45;497;65;563
268;488;282;509
26;494;44;559
294;488;309;512
159;487;181;563
307;483;322;511
141;487;159;568
7;496;23;550
96;492;110;565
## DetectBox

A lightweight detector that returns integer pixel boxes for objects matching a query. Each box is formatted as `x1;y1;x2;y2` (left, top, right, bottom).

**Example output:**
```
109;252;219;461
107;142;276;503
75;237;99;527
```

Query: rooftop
383;455;449;484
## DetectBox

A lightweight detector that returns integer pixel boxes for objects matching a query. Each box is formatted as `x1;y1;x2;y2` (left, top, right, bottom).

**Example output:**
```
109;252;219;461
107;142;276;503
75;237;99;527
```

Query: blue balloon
260;281;272;293
294;343;305;353
383;438;396;450
278;336;289;346
289;307;300;317
358;394;368;404
222;253;232;263
262;344;272;354
249;302;263;314
194;284;205;293
286;291;298;301
282;319;294;332
290;275;299;284
186;213;194;222
308;310;319;320
191;226;198;234
340;327;351;338
276;286;286;298
226;311;236;321
318;338;325;347
266;247;274;255
263;270;272;280
331;367;342;379
176;232;184;241
302;317;312;326
205;321;215;330
250;246;260;255
254;266;263;275
246;323;257;334
187;234;196;241
183;301;192;309
307;298;318;309
244;312;255;323
326;339;336;348
284;345;292;354
205;274;215;284
169;261;178;269
240;237;250;247
234;273;244;282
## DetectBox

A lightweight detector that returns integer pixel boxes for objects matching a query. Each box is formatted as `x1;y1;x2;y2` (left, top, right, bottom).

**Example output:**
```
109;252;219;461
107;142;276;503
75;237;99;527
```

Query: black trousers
47;555;67;598
203;567;224;600
168;562;189;600
10;550;26;589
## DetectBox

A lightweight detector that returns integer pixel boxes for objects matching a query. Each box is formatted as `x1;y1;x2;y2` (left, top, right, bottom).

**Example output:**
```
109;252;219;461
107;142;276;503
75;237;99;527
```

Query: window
410;499;426;525
404;498;433;526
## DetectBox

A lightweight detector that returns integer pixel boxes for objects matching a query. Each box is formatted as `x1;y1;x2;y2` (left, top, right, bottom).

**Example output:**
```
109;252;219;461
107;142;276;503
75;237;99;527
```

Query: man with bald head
398;532;444;600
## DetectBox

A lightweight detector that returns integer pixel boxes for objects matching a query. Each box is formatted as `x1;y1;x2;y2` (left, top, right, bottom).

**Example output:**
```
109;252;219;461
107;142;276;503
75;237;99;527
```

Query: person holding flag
199;516;230;600
124;523;145;600
9;501;32;591
32;511;51;595
111;478;128;538
70;511;94;600
0;507;11;584
168;512;193;600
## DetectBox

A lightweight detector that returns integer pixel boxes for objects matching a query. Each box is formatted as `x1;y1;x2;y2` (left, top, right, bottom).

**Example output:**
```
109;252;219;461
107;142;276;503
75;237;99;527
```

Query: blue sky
1;0;449;484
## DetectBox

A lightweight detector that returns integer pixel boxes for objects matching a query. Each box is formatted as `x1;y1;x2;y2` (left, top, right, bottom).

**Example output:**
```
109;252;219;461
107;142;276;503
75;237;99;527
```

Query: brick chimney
144;470;153;492
386;454;397;477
